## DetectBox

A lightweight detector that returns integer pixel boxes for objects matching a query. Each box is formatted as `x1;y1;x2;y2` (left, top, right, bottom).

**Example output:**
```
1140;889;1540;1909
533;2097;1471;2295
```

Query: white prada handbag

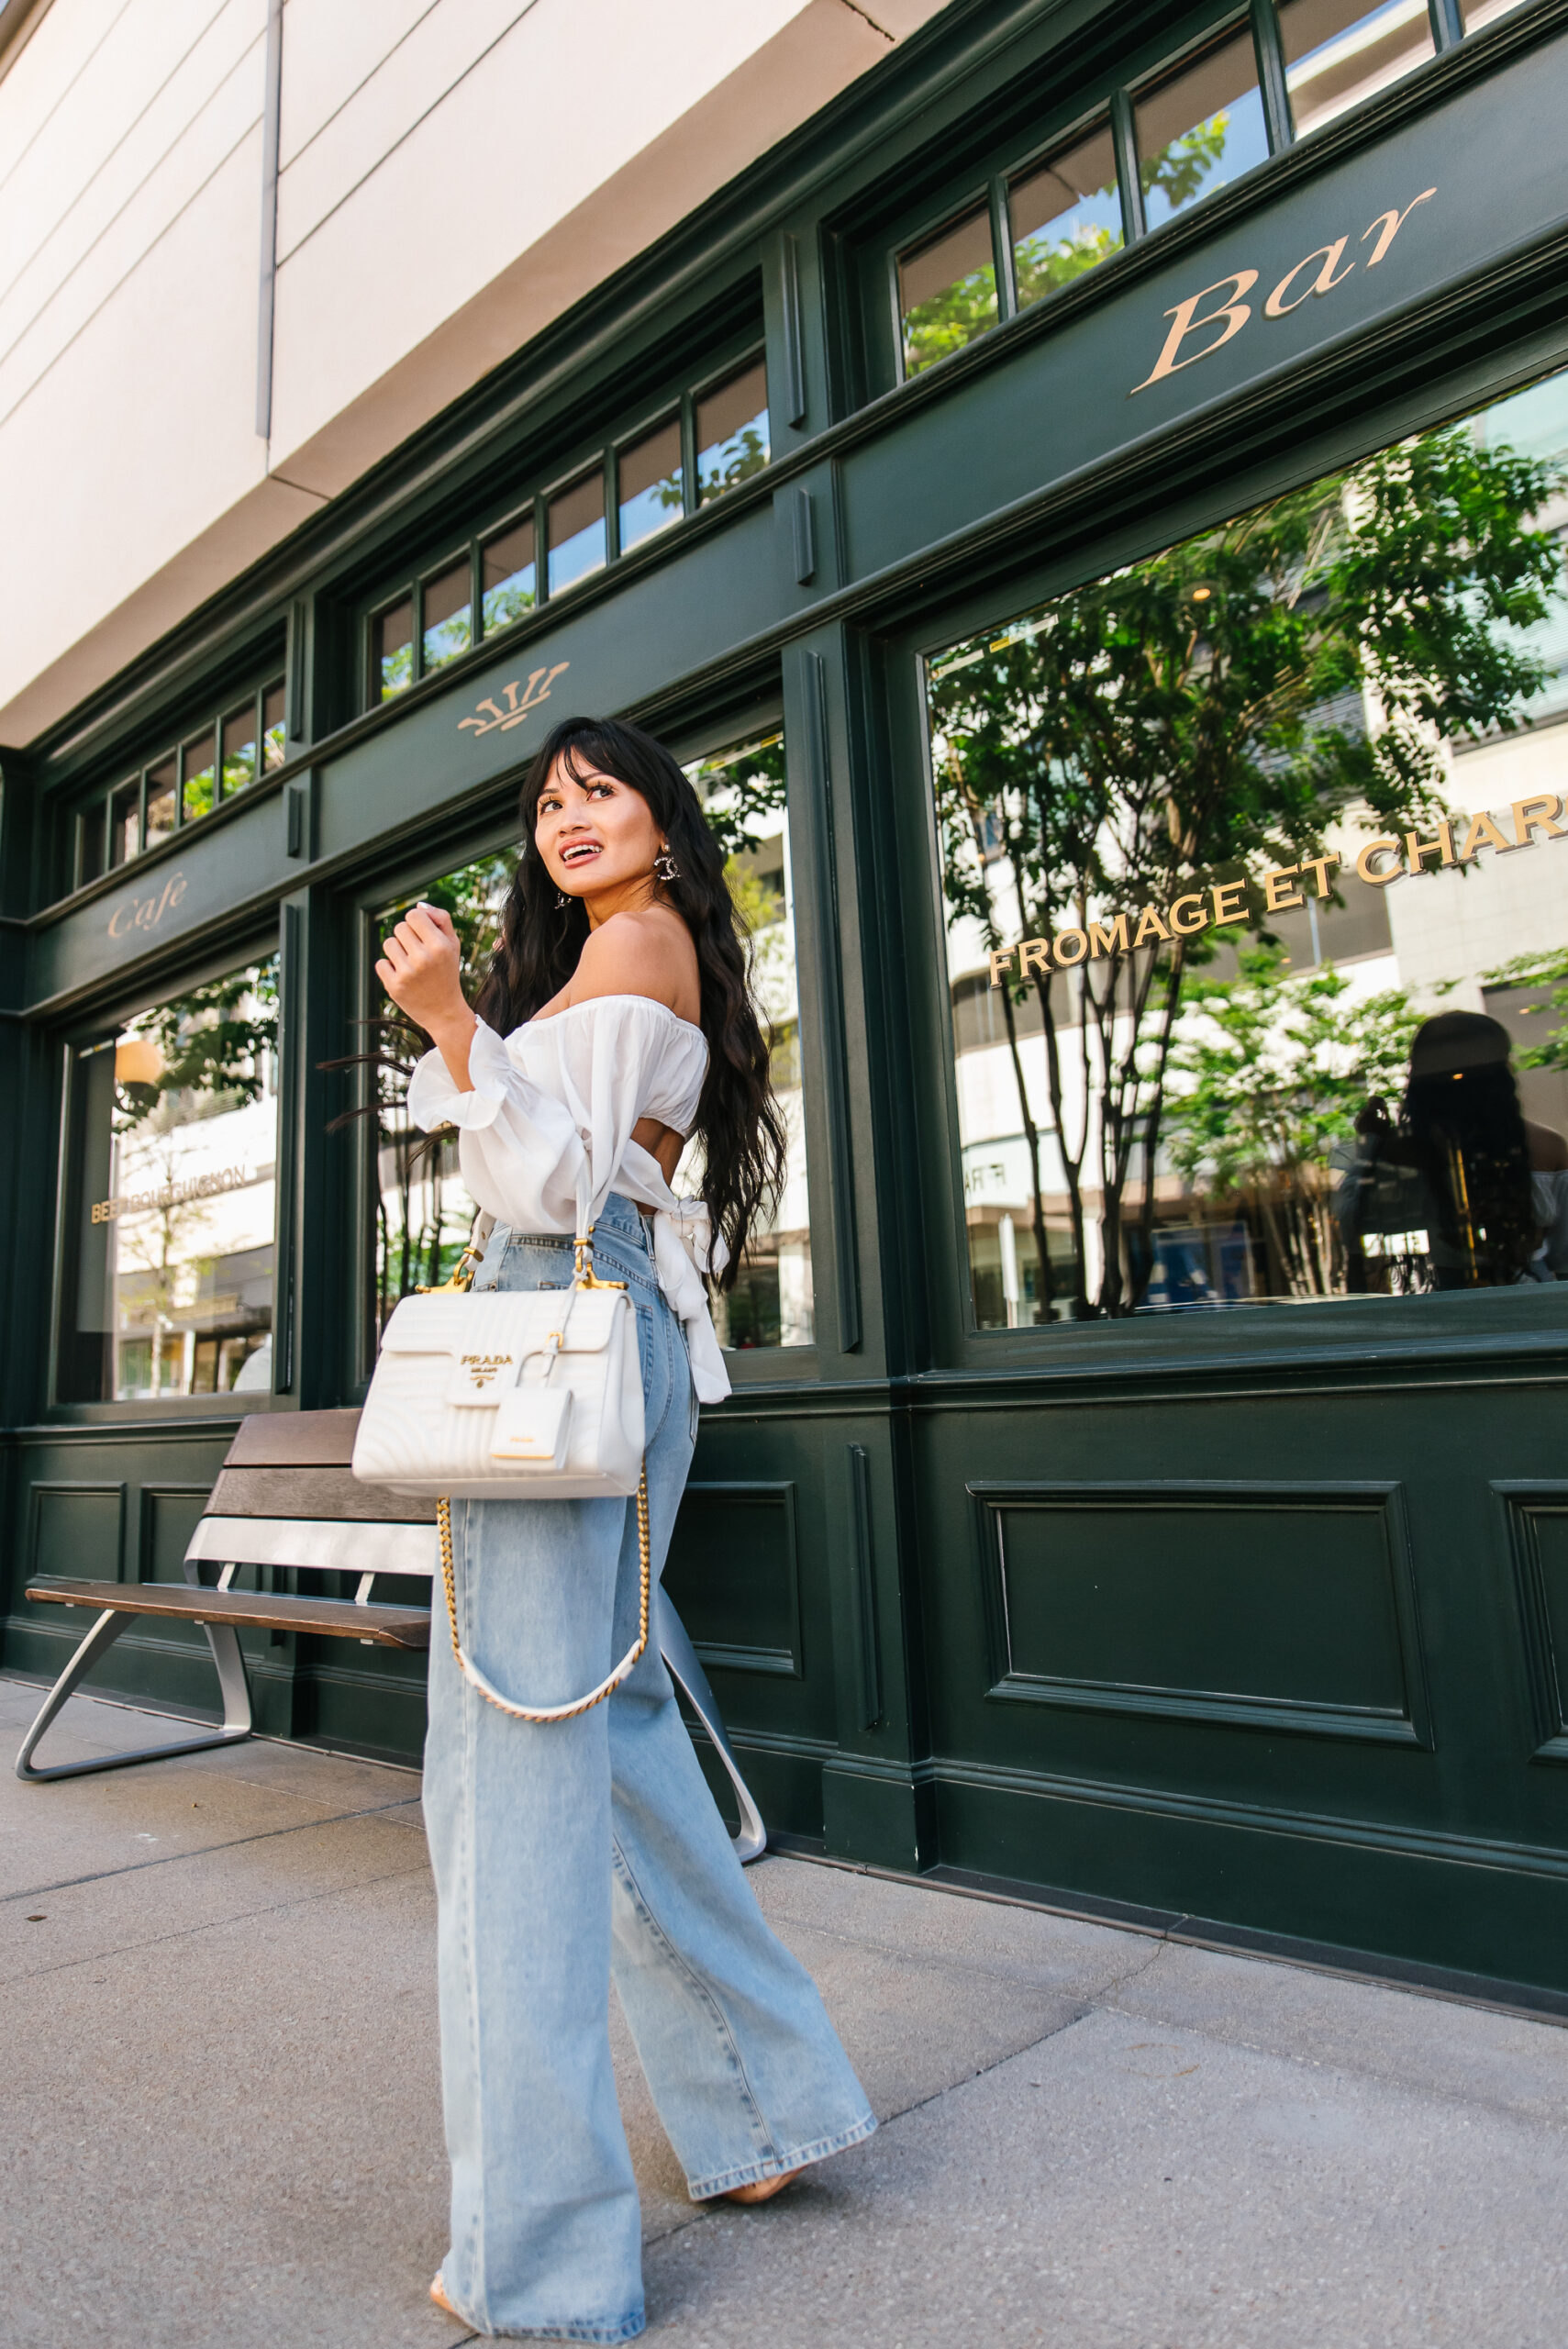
351;1240;650;1722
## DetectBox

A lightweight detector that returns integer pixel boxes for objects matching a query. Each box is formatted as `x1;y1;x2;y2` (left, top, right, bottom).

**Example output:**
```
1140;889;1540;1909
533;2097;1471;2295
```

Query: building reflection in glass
370;857;511;1336
60;956;279;1400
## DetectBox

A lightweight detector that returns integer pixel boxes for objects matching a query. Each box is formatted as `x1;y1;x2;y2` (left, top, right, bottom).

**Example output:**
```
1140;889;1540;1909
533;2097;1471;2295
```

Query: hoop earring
653;846;680;884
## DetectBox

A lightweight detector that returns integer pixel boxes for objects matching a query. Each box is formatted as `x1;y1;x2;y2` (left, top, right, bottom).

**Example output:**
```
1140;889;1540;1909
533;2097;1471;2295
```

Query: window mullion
1109;87;1145;241
1251;0;1296;148
991;173;1017;321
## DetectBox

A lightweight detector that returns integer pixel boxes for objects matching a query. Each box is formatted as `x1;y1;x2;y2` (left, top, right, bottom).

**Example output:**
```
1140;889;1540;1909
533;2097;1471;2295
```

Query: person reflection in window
1339;1011;1568;1288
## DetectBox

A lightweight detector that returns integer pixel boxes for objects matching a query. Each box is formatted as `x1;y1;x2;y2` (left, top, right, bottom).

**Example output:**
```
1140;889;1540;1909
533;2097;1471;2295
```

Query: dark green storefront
7;0;1568;2007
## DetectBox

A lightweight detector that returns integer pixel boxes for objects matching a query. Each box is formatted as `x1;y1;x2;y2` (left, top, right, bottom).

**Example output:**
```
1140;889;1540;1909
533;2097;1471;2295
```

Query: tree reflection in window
60;958;280;1402
929;381;1568;1324
349;857;514;1335
312;860;505;1341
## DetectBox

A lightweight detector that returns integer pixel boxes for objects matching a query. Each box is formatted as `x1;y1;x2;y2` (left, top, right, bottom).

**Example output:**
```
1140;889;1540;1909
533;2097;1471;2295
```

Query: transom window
894;0;1507;379
365;351;770;710
72;675;286;893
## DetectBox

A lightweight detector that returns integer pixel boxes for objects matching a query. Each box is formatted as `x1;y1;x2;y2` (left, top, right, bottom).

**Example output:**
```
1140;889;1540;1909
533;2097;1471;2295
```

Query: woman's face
533;755;663;901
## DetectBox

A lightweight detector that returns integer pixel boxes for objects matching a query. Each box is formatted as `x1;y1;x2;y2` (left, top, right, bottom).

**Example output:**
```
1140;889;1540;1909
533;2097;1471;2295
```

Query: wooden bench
16;1408;765;1858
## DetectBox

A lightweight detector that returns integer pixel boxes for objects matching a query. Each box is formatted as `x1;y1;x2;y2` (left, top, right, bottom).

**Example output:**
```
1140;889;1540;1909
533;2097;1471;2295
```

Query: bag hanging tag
491;1283;579;1467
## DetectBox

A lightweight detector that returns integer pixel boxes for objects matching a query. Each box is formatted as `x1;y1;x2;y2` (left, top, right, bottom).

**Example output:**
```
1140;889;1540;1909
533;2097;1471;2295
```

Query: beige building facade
0;0;943;744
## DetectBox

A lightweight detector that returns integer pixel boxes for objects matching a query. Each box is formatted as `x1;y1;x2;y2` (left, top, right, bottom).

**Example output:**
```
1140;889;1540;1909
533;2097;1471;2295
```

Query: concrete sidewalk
4;1673;1566;2349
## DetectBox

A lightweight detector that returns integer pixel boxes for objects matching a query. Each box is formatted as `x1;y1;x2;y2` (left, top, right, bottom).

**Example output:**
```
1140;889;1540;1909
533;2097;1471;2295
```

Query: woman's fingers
403;904;453;952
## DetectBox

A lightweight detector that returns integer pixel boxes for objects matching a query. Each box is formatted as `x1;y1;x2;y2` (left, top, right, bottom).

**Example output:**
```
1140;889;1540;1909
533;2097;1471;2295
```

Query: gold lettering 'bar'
987;794;1566;986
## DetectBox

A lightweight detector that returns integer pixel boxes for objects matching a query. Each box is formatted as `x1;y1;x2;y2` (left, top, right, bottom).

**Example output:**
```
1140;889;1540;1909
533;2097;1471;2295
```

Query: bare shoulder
1526;1118;1568;1173
569;907;700;1021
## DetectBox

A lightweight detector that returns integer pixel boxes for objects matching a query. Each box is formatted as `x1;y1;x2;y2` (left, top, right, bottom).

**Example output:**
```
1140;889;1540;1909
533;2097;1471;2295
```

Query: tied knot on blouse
405;995;732;1402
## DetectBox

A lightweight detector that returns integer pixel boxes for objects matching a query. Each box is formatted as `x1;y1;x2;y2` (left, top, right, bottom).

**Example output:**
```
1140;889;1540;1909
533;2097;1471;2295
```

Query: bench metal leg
16;1609;254;1783
658;1590;766;1864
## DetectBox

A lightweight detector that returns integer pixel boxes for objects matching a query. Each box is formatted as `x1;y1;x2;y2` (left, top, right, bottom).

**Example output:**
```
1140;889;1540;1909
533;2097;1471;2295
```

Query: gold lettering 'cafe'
8;0;1568;2013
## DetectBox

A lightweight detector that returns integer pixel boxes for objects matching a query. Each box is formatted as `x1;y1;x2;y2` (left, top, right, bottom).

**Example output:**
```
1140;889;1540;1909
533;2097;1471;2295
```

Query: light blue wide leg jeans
422;1195;874;2342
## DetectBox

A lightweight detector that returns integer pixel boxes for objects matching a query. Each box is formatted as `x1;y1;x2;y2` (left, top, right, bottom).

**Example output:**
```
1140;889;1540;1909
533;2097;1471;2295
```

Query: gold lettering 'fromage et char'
987;795;1568;986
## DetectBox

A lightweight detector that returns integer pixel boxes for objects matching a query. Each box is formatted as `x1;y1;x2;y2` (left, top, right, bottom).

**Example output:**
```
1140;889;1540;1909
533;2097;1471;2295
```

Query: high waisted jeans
422;1193;874;2342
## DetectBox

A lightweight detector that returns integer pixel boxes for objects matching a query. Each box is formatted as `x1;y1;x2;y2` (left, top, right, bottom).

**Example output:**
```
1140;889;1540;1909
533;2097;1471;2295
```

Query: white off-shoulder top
406;995;731;1402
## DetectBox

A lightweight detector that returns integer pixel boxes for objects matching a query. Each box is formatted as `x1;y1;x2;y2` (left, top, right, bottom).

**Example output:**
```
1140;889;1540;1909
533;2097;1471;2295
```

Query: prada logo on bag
458;1352;516;1392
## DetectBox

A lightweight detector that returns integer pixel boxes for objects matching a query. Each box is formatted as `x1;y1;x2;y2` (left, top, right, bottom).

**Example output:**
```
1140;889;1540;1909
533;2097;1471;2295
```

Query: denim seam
686;2110;879;2202
645;1301;675;1449
455;1497;488;2328
464;2315;644;2343
608;1838;775;2175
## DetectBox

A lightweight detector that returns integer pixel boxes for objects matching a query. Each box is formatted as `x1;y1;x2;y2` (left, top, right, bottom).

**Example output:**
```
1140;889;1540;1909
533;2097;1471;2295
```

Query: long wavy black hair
475;715;784;1285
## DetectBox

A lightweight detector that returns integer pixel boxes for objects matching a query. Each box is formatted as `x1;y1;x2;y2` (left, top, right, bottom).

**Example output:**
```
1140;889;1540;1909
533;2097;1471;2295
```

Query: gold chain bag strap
431;1234;651;1724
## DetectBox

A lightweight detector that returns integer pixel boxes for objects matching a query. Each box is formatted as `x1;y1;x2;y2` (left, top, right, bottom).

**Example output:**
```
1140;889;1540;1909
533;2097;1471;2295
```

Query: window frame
478;496;542;637
673;700;824;1382
541;451;611;599
356;338;772;712
611;401;687;562
339;690;832;1397
48;923;286;1423
883;343;1568;1375
689;347;773;510
62;670;288;901
416;542;481;679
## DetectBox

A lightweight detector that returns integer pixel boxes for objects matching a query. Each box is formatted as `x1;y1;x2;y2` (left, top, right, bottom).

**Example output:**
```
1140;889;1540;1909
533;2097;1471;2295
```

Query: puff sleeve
405;1003;672;1241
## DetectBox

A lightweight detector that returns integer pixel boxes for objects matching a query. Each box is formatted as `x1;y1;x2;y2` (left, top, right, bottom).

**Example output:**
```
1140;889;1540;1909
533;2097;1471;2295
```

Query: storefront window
58;956;280;1401
1135;26;1270;230
181;729;216;822
898;205;999;378
619;417;684;551
220;702;257;796
422;559;473;673
371;856;512;1335
108;779;139;867
926;363;1568;1326
695;361;770;504
1009;124;1123;310
373;598;415;700
482;518;536;632
367;767;812;1352
685;733;814;1348
548;470;607;596
144;755;177;851
1280;0;1434;137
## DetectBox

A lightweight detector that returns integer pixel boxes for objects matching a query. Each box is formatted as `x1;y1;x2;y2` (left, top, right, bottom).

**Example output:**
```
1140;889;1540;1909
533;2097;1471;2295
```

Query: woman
375;716;873;2342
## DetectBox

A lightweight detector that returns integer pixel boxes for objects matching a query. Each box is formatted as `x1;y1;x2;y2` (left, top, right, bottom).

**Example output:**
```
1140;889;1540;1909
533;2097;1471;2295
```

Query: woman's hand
377;903;476;1090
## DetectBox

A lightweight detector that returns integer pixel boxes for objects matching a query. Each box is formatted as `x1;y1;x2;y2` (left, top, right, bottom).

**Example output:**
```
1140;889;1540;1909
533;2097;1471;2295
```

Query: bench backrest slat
223;1408;363;1469
205;1464;435;1525
188;1516;437;1578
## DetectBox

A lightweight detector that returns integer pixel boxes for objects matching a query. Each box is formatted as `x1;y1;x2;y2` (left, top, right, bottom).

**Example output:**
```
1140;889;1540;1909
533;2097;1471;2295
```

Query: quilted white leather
352;1287;645;1499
